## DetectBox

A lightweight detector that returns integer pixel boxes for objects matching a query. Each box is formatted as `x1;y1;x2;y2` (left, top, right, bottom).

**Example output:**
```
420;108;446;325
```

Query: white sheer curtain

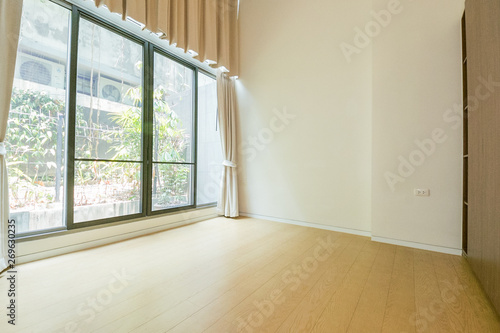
0;0;23;272
216;70;238;217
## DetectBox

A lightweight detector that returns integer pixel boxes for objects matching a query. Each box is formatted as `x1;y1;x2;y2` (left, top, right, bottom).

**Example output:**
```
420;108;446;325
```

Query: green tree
7;89;64;209
7;85;191;211
112;86;191;208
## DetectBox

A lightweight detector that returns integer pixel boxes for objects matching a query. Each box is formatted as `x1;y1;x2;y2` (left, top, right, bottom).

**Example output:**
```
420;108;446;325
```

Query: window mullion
193;68;199;207
144;42;154;216
64;6;80;230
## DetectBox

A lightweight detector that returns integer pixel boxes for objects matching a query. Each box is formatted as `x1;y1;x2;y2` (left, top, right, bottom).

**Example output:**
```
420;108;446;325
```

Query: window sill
15;205;218;264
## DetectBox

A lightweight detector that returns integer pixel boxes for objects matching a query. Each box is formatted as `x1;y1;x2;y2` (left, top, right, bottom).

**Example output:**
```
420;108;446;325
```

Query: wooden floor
1;217;499;333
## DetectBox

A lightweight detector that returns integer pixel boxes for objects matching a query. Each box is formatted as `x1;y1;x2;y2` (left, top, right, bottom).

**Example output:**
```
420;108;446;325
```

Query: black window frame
12;0;218;237
148;48;198;217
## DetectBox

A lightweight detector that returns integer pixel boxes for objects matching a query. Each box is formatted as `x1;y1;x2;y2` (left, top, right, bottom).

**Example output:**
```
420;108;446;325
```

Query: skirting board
371;236;463;256
17;209;218;264
240;213;372;237
240;213;462;256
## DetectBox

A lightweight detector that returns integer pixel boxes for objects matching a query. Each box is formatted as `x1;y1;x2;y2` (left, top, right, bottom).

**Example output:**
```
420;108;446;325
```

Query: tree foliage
7;86;191;211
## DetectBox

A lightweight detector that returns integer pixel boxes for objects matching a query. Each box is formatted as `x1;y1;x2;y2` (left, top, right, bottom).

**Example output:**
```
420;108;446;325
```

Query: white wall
236;0;373;232
237;0;465;251
372;0;464;250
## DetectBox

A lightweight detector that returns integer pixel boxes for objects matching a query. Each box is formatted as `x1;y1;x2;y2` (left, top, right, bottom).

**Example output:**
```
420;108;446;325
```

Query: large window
7;0;221;235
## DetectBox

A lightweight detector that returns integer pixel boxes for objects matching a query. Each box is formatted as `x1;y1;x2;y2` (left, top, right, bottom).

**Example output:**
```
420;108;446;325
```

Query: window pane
7;0;70;233
152;164;193;211
76;18;143;161
197;74;222;205
74;18;144;224
74;161;142;223
153;53;194;163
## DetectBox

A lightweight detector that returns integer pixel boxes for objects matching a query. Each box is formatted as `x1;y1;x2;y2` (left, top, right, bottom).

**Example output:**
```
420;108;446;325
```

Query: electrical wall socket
414;189;430;196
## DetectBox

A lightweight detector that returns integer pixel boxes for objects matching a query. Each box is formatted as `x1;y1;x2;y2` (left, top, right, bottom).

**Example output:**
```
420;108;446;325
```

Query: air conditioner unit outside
14;53;65;89
97;76;138;106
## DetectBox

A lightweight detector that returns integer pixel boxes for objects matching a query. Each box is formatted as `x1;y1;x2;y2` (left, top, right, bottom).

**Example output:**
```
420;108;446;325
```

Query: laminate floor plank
380;246;416;333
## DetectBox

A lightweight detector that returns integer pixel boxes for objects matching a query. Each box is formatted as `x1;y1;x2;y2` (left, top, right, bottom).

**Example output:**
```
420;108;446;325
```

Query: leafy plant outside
7;86;191;211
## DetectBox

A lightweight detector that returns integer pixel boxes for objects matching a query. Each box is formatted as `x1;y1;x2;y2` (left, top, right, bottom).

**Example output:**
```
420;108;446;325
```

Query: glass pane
197;74;222;205
74;161;142;223
76;18;143;161
7;0;70;233
153;52;194;163
152;164;193;211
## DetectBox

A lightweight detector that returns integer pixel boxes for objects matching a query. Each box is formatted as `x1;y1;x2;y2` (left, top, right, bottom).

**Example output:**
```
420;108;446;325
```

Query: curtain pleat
202;0;219;65
94;0;239;76
0;0;23;272
146;0;159;35
216;70;238;217
128;1;146;24
185;0;199;53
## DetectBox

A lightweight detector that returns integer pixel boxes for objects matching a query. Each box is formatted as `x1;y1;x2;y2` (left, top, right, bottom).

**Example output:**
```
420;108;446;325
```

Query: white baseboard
371;236;462;256
240;213;372;237
18;208;218;264
18;209;462;264
240;213;462;256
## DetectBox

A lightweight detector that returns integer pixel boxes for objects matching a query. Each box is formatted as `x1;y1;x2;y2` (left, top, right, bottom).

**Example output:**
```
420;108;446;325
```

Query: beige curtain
94;0;239;76
217;70;238;217
0;0;23;272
